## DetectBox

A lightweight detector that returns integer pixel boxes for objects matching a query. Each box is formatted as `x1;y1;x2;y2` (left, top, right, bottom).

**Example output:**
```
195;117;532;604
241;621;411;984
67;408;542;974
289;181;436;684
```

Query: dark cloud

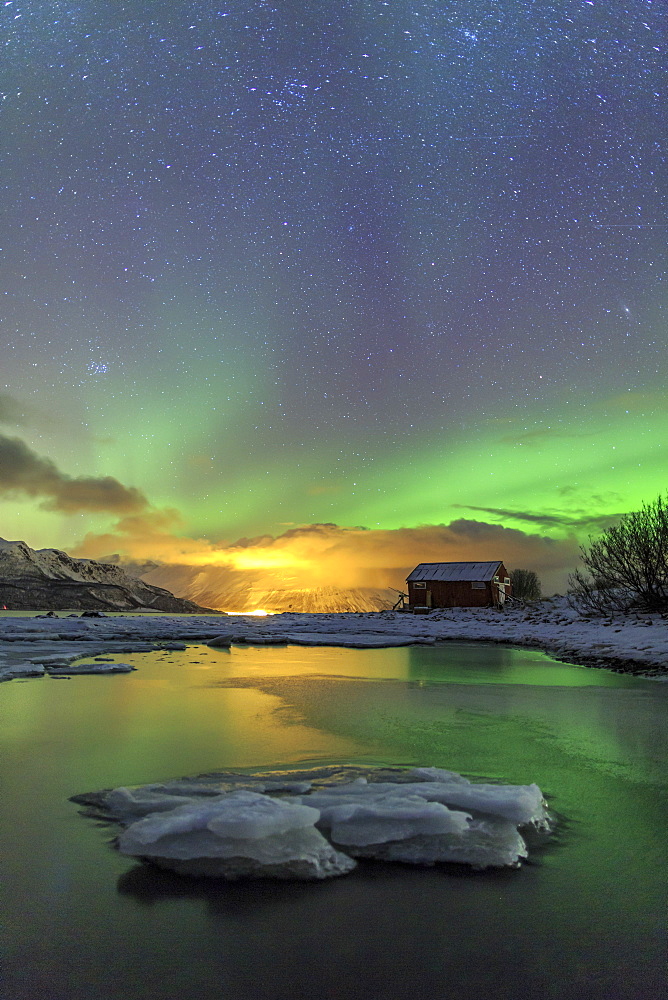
76;516;582;596
0;434;148;513
453;505;622;532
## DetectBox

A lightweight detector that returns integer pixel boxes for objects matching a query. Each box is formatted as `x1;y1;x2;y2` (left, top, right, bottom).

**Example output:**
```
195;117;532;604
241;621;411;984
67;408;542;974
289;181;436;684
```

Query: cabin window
504;577;510;585
471;581;485;590
493;575;499;582
413;581;426;589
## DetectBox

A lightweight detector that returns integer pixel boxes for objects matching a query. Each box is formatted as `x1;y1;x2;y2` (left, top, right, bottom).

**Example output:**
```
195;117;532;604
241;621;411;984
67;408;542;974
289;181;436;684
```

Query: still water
1;642;666;1000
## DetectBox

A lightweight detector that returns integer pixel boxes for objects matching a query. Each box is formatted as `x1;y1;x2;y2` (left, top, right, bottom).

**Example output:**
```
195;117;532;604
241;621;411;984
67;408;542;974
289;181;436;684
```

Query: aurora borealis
1;1;666;597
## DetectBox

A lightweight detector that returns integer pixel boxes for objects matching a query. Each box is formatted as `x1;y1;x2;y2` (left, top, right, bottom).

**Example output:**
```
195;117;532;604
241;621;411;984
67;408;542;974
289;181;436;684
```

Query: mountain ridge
0;538;219;613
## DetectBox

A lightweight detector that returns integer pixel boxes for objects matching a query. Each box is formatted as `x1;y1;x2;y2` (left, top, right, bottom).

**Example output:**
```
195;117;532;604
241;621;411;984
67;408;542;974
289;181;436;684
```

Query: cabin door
425;590;432;608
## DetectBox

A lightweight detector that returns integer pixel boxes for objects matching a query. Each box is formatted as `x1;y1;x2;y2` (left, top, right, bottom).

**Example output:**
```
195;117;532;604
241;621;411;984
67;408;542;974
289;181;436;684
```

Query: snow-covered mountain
0;538;218;613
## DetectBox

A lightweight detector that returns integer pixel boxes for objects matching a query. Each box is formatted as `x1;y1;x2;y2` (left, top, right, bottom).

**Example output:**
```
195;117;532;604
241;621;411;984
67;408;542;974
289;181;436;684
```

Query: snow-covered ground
0;598;666;681
1;598;667;682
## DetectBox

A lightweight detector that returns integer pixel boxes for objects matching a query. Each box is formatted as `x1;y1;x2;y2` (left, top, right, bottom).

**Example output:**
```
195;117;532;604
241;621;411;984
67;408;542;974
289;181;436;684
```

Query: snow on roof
407;561;503;583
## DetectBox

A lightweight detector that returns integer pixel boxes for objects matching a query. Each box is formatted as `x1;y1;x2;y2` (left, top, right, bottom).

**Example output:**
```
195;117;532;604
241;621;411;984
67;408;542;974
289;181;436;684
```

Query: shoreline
1;598;667;681
433;633;668;679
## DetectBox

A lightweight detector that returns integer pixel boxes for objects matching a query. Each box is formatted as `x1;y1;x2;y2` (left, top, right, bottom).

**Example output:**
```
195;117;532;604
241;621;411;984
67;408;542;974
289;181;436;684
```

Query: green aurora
1;1;665;588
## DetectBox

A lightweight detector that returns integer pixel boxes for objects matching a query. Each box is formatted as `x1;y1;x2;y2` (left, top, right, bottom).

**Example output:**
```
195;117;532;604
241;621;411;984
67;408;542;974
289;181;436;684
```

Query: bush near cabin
568;493;668;615
509;569;541;603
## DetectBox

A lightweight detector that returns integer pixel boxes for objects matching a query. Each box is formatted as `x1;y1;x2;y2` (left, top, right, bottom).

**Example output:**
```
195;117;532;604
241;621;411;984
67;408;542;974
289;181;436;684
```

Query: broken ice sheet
77;767;552;881
117;790;355;880
293;774;548;868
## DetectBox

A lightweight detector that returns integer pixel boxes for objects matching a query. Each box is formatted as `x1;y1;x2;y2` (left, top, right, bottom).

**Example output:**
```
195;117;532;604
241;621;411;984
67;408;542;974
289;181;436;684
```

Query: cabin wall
408;580;494;608
407;563;513;609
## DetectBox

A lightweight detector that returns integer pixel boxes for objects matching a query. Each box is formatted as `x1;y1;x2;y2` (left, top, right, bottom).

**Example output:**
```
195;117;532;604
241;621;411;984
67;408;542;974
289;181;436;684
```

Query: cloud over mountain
0;435;148;514
76;516;581;604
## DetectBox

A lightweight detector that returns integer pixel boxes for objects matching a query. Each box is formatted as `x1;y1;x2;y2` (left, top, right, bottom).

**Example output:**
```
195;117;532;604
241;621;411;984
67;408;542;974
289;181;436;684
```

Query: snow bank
2;597;667;683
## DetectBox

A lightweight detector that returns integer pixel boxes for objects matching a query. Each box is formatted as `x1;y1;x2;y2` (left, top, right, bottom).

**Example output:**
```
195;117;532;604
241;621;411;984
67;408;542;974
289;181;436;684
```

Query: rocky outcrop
0;538;219;613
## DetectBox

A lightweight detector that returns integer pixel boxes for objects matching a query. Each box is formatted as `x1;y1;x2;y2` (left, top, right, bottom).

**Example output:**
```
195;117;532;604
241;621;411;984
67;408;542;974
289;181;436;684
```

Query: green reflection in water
405;642;642;687
191;640;642;687
1;641;666;1000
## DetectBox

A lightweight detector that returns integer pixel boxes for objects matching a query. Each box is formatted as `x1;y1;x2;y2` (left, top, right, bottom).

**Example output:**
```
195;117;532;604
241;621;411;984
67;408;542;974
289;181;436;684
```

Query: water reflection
1;642;666;1000
192;640;642;687
405;642;643;687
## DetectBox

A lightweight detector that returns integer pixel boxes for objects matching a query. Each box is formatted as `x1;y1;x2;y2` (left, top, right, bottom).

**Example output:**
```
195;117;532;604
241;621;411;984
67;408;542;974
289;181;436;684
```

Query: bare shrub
509;569;541;603
568;494;668;615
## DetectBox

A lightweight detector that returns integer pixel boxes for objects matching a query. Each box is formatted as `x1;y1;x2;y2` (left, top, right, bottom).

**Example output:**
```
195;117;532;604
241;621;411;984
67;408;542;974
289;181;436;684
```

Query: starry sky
1;1;666;592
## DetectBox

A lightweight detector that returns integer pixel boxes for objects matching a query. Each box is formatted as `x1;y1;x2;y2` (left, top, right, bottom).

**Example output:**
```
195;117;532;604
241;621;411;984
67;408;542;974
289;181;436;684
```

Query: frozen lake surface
1;641;666;1000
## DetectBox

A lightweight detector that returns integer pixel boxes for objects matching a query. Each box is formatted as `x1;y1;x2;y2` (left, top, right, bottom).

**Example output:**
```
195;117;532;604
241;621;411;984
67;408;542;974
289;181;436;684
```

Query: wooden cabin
406;561;511;610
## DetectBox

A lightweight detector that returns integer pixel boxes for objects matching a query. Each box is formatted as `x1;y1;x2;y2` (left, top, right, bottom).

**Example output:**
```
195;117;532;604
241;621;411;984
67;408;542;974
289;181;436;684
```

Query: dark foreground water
1;641;666;1000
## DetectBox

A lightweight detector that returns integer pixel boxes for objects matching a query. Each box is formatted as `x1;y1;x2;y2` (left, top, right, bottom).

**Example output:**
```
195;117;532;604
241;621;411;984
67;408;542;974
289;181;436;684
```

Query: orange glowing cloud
75;516;580;610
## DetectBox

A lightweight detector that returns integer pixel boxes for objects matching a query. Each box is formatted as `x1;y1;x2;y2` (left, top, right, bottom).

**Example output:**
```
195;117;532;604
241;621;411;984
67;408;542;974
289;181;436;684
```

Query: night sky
1;1;666;592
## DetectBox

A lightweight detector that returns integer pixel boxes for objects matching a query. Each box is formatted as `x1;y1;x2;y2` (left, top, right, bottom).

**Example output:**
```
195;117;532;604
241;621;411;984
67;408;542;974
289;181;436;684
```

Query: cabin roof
407;561;503;583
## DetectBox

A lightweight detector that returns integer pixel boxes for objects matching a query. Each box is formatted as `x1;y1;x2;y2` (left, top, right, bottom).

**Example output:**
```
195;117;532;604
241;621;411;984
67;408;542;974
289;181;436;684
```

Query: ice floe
75;766;551;880
55;661;136;674
406;767;548;825
116;791;356;880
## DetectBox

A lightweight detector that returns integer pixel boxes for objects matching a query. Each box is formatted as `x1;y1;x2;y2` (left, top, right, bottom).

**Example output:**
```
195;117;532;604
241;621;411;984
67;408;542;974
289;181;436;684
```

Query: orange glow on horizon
74;519;582;600
223;609;274;617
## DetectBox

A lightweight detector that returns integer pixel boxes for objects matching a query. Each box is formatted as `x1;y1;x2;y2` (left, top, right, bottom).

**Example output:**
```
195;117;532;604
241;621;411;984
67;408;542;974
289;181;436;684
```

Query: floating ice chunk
0;662;45;682
349;817;528;869
86;766;551;878
418;781;547;827
206;634;234;647
406;768;548;827
119;795;231;845
106;787;206;819
206;791;319;840
49;661;136;674
316;797;471;846
117;790;354;880
295;777;541;867
300;780;471;845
